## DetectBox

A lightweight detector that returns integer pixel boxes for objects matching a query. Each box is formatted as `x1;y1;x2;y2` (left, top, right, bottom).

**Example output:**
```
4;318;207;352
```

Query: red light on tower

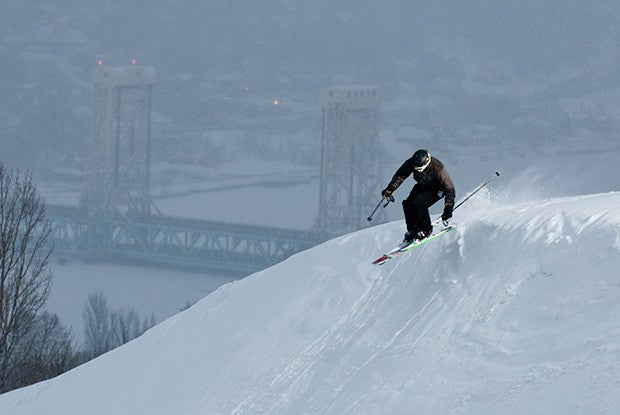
131;58;137;65
97;59;103;66
273;99;280;106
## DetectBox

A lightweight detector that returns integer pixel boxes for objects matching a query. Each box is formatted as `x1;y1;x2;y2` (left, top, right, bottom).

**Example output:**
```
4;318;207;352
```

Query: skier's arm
383;158;414;196
438;167;456;220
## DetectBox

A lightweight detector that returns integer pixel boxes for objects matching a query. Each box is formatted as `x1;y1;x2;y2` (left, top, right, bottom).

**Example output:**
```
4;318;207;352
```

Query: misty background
2;1;618;188
0;1;618;343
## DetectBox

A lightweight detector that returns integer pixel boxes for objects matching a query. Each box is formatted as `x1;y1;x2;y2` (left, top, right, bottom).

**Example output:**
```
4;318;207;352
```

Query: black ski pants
402;185;442;234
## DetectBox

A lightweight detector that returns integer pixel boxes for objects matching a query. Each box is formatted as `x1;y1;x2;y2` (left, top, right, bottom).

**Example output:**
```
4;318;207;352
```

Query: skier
381;149;455;243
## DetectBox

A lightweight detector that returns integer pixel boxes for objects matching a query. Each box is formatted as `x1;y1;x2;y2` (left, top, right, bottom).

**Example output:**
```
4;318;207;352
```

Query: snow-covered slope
1;192;619;414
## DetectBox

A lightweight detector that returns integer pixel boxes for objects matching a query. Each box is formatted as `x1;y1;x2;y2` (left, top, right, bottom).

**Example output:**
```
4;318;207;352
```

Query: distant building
317;85;382;239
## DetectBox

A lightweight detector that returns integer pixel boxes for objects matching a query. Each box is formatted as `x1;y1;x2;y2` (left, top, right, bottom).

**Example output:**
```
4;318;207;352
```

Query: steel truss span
47;205;318;276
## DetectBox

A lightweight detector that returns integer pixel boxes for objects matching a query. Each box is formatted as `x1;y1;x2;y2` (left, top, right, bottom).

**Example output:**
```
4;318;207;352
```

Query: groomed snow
1;192;619;414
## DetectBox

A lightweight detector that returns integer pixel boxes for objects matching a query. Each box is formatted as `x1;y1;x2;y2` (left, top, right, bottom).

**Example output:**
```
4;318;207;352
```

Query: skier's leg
402;198;418;233
403;186;440;236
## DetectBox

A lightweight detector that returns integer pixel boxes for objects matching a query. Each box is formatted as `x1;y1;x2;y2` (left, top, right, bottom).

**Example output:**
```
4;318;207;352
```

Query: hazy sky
1;1;618;181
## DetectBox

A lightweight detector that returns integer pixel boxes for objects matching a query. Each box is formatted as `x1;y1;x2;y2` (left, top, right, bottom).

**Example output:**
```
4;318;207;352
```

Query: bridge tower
317;86;382;239
83;65;156;217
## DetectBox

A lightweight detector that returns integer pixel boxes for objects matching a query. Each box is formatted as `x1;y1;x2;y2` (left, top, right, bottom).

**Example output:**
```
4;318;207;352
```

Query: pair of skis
371;172;500;265
372;225;456;265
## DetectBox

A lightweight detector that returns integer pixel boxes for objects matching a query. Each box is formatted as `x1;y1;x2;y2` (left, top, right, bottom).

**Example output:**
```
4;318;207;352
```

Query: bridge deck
47;205;320;276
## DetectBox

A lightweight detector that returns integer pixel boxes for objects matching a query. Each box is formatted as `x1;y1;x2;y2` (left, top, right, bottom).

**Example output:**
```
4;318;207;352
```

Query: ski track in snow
231;256;408;413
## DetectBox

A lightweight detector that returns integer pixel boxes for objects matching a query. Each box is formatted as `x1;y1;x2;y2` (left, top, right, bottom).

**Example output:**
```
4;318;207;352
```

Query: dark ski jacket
386;156;455;208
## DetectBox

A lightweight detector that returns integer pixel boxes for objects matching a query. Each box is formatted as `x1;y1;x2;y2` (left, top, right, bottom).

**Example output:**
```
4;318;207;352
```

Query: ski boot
404;228;432;244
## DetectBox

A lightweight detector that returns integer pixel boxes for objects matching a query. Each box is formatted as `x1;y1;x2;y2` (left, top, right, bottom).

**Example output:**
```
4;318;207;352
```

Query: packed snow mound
1;192;619;414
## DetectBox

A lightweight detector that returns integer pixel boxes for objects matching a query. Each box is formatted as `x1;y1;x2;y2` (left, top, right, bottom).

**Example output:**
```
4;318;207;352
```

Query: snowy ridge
1;192;619;414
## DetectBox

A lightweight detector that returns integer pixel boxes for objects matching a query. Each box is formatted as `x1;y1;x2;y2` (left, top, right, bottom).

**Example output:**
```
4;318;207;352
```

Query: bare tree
83;290;156;359
9;311;77;390
112;308;141;346
0;162;53;392
82;291;113;359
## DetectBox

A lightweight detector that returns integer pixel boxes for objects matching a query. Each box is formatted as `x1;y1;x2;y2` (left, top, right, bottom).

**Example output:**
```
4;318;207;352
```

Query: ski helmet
412;149;431;172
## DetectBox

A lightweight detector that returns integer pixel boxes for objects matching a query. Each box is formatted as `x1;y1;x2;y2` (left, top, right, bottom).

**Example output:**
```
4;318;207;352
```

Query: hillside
1;191;618;414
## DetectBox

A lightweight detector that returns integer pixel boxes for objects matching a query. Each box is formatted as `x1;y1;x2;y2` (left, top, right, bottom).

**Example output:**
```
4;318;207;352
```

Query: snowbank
1;192;619;414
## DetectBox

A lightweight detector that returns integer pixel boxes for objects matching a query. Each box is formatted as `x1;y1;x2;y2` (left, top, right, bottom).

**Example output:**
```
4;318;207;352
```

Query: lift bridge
52;64;319;276
47;205;319;276
57;65;378;276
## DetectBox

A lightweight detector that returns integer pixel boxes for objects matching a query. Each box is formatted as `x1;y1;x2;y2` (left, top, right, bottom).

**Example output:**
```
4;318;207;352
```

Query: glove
441;205;453;224
381;188;392;199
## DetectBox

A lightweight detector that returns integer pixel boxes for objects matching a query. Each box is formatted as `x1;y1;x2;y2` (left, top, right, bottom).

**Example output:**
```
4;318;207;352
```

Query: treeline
1;292;155;393
82;291;156;360
0;163;156;394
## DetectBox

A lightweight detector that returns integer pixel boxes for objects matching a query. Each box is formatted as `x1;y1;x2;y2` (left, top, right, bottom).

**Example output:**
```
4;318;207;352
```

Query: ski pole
434;171;500;226
453;171;500;212
367;195;395;221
